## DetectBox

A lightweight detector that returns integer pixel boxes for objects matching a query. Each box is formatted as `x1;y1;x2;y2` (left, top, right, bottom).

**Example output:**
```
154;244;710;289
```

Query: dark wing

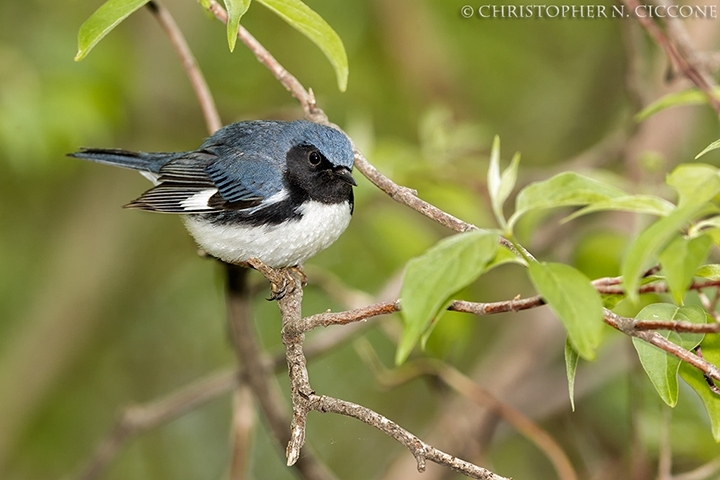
125;149;285;214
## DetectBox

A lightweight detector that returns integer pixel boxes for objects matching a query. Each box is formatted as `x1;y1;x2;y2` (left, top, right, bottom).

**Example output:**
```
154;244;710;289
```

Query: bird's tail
67;148;174;173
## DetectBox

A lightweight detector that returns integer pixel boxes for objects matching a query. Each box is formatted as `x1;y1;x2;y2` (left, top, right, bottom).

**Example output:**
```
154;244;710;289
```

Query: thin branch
71;301;383;480
369;356;578;480
300;296;545;332
313;395;509;480
672;456;720;480
147;0;222;134
621;0;720;115
434;363;577;480
695;346;720;395
224;264;336;480
229;384;255;480
633;320;720;333
251;262;510;479
75;368;239;480
204;0;320;121
595;278;720;296
604;309;720;383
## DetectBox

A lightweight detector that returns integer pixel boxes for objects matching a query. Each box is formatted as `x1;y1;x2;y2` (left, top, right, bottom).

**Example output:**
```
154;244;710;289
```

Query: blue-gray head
288;120;355;170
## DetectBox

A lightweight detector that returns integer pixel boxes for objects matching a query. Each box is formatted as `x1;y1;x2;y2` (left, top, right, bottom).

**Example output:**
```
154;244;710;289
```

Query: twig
695;346;720;395
300;296;545;332
432;363;577;480
147;0;222;134
75;368;239;480
313;395;509;480
658;406;673;480
71;303;385;480
224;264;336;480
633;320;720;333
251;262;510;479
370;356;578;480
604;309;720;383
621;0;720;115
229;384;254;480
672;456;720;480
204;0;321;121
595;278;720;296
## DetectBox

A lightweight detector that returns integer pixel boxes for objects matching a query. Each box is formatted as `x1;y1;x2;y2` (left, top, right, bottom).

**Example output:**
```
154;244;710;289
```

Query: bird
69;120;357;269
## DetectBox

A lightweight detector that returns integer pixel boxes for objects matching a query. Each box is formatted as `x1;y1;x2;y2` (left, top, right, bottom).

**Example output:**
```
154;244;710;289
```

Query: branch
148;0;222;134
380;359;578;480
313;395;509;480
70;300;381;480
205;0;320;121
300;295;546;332
633;320;720;334
604;309;720;383
74;368;239;480
225;264;336;480
621;0;720;115
247;262;510;479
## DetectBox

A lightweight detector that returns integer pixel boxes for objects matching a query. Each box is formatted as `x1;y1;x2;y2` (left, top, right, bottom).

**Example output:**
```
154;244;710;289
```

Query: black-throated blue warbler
69;120;357;267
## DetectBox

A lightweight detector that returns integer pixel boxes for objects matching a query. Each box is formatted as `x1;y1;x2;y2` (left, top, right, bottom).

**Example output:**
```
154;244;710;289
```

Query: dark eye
308;150;322;166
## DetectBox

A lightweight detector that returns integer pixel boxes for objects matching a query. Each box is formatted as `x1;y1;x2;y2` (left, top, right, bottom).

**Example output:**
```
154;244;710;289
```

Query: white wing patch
180;188;219;211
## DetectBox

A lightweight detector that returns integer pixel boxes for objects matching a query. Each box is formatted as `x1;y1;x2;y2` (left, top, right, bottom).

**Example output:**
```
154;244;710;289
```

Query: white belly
182;200;352;267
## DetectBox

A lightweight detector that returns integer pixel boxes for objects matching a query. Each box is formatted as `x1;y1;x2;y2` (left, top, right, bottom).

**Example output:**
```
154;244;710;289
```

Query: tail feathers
68;148;173;173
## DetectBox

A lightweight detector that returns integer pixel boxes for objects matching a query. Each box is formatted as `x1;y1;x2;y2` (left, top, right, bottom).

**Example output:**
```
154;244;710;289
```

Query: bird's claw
267;266;306;300
268;278;290;301
246;258;306;301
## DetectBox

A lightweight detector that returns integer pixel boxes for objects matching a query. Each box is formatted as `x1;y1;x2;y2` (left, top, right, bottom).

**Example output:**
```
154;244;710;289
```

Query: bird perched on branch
69;120;357;268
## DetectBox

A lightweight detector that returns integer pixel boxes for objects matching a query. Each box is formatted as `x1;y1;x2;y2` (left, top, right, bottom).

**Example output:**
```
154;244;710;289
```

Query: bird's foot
246;259;306;301
288;265;308;288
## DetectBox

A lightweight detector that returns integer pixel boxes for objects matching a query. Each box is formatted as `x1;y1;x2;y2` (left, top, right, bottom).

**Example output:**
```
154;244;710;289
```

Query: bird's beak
333;166;357;186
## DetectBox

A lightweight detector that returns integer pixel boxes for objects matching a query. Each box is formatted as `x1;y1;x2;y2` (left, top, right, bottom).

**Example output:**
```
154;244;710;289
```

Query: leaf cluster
400;140;720;439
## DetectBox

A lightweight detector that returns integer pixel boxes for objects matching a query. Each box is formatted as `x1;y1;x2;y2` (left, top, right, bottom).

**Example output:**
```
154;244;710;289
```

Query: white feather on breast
182;200;352;267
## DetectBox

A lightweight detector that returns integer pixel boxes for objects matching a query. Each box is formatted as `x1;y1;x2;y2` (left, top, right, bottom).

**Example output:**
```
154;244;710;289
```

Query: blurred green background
2;0;720;479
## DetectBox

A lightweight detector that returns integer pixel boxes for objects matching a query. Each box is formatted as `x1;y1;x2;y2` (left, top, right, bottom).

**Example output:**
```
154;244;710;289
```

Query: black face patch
284;144;355;206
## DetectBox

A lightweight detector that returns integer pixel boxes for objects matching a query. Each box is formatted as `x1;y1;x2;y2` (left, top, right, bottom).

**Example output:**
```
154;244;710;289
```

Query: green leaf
666;163;720;208
635;87;720;122
563;195;675;222
487;136;520;231
696;264;720;280
679;334;720;441
398;230;499;365
509;172;626;228
696;138;720;159
622;204;712;303
622;164;720;301
564;339;579;411
75;0;150;61
659;235;713;304
528;262;604;360
256;0;348;91
223;0;252;52
633;304;707;407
